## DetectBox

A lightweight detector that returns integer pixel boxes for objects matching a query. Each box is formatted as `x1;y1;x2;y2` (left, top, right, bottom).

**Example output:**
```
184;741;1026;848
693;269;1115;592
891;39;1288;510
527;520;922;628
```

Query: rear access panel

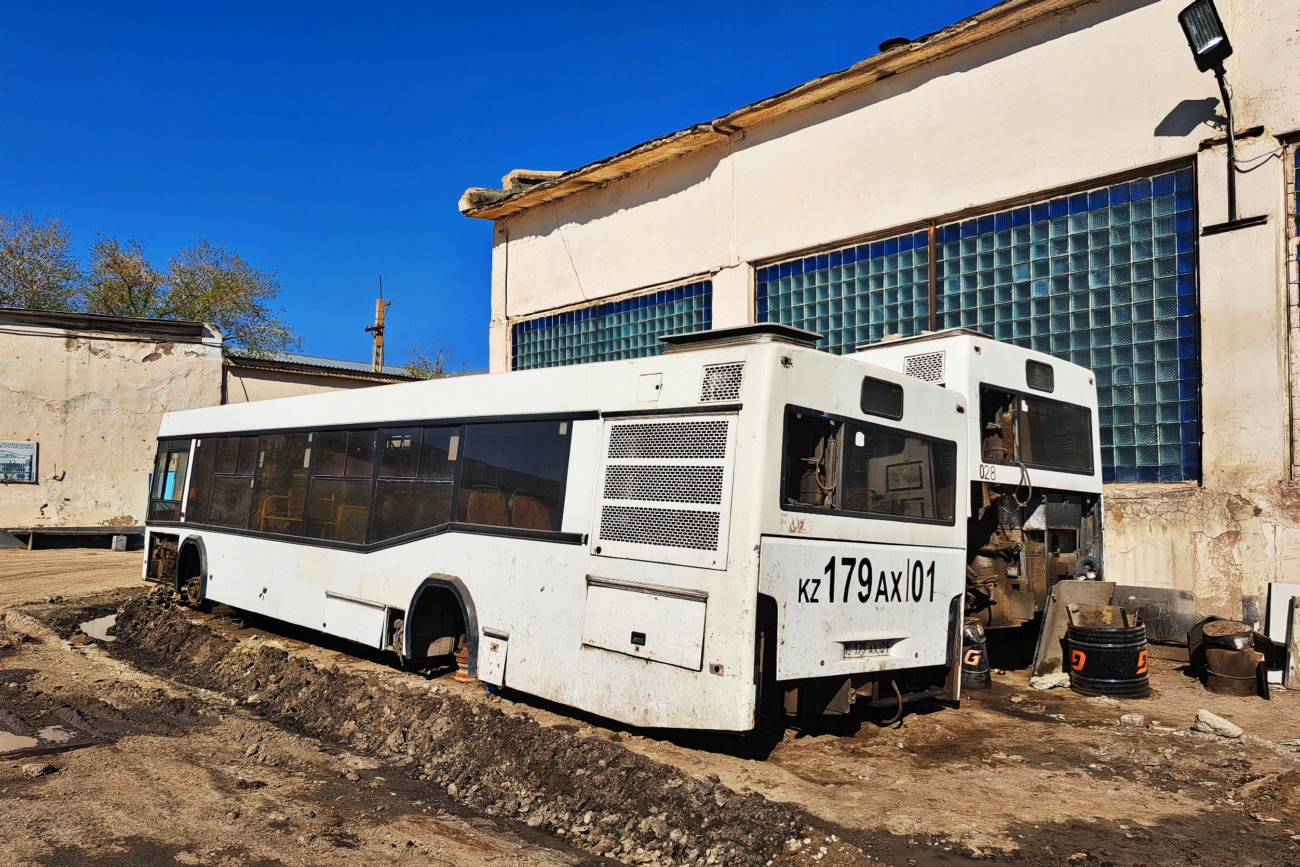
758;536;964;681
581;576;707;670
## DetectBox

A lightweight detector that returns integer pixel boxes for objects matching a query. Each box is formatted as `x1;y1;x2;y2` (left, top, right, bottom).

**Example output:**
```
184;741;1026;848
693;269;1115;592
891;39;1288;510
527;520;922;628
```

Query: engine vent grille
596;415;735;569
599;506;721;550
700;362;744;402
904;351;945;383
603;465;724;505
608;420;728;460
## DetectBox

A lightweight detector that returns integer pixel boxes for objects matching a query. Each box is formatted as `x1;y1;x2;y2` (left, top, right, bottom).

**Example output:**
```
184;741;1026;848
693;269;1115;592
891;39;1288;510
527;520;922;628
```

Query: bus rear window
781;408;956;524
1018;398;1093;472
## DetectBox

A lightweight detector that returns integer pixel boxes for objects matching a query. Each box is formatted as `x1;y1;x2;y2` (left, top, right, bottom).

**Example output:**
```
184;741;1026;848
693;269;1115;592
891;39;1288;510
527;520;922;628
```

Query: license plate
842;640;894;659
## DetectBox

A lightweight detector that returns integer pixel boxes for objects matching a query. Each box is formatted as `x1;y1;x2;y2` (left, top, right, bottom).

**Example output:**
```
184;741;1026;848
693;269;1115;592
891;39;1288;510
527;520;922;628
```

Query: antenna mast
364;275;392;373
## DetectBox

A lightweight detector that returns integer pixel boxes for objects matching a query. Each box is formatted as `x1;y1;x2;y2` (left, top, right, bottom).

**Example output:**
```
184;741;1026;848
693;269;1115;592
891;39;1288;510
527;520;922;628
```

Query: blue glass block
1174;167;1193;191
1103;467;1116;483
1134;466;1158;482
1032;335;1050;353
1176;274;1196;296
1132;179;1152;200
1153;173;1175;195
1089;189;1109;210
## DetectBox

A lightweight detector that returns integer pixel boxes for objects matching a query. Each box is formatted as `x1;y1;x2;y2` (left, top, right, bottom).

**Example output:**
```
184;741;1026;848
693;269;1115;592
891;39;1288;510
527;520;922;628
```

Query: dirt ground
0;549;142;606
3;550;1300;867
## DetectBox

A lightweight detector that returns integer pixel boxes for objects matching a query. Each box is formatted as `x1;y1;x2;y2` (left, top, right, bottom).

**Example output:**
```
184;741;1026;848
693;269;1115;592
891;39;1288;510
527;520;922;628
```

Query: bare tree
0;212;83;311
162;238;300;355
83;235;167;318
403;341;462;379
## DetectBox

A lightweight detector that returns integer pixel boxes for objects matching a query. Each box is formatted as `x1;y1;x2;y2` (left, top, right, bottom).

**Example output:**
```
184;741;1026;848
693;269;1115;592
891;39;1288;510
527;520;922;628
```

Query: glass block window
511;281;711;371
755;230;930;354
935;167;1198;483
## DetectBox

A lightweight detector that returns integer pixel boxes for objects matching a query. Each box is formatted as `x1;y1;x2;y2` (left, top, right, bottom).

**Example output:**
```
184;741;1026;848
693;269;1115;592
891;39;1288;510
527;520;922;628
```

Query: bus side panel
759;537;964;681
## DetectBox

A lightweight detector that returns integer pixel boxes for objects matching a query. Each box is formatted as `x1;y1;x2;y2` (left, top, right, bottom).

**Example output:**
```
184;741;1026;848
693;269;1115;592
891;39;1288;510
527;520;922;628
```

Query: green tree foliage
0;212;83;311
162;238;300;355
83;235;167;318
0;212;301;355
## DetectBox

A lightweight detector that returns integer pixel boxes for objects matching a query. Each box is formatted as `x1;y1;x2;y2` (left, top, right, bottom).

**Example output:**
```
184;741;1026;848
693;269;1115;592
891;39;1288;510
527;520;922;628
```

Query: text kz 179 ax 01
144;325;970;731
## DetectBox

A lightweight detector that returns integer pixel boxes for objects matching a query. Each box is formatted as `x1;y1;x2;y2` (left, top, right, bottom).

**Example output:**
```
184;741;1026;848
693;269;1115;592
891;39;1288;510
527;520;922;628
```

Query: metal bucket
1067;623;1150;698
960;623;991;690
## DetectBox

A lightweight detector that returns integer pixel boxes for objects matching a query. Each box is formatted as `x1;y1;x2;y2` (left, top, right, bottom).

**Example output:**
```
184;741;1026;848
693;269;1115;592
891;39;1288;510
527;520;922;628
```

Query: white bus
852;329;1103;632
143;325;970;731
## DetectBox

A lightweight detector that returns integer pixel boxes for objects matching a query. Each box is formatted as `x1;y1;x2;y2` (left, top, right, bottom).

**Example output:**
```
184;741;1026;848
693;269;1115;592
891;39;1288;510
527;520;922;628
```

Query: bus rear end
753;342;970;718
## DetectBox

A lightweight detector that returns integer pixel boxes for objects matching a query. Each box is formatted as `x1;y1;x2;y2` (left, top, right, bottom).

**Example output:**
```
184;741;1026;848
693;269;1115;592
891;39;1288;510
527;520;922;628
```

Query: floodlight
1178;0;1233;73
1178;0;1239;223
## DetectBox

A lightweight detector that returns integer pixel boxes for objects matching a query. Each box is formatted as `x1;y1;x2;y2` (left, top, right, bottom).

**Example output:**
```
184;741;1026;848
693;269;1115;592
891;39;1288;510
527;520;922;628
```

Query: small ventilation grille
608;421;728;460
904;351;945;383
599;506;720;550
604;466;724;505
700;362;744;402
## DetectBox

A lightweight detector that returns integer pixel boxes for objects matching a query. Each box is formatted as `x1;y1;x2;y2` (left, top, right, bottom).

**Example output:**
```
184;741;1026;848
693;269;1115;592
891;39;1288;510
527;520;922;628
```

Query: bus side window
251;433;311;536
456;421;571;532
371;425;458;542
207;435;259;529
187;437;217;523
305;430;376;545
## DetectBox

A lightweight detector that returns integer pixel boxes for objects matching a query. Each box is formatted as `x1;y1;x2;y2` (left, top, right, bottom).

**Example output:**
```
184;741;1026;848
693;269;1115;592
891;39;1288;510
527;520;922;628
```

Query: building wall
482;0;1300;635
223;366;407;404
0;321;223;530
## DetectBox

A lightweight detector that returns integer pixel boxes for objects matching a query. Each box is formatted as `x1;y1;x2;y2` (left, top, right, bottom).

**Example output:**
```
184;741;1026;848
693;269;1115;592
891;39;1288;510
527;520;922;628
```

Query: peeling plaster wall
0;325;222;530
482;0;1300;637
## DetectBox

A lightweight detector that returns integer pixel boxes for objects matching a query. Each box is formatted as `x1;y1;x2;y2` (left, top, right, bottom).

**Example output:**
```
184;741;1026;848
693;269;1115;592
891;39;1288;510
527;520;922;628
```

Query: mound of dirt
112;595;825;867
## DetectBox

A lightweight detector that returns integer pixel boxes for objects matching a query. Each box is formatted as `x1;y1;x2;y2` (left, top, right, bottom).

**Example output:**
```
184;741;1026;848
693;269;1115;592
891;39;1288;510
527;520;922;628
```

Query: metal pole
1214;64;1236;223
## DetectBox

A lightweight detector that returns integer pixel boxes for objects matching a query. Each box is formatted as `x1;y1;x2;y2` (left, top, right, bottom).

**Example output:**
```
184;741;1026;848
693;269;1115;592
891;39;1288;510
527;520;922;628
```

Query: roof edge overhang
0;306;217;343
224;354;419;382
459;0;1087;221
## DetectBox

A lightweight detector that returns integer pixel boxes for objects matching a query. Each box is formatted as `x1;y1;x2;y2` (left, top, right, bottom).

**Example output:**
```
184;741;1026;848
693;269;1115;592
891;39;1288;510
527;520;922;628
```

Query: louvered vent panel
904;351;946;383
599;506;721;550
608;420;728;460
596;415;735;569
700;362;744;402
604;465;724;504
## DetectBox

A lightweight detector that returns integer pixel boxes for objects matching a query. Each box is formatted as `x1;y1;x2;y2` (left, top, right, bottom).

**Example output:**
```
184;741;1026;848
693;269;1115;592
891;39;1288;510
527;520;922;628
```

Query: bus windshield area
781;407;956;523
980;386;1093;473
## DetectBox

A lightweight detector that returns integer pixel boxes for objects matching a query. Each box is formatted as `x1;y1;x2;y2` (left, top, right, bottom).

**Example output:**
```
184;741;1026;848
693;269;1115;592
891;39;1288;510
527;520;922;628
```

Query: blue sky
0;1;990;370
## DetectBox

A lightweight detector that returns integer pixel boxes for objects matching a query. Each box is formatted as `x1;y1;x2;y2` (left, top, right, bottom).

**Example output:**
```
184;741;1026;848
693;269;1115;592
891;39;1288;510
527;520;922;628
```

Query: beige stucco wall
223;366;406;404
0;321;223;530
481;0;1300;634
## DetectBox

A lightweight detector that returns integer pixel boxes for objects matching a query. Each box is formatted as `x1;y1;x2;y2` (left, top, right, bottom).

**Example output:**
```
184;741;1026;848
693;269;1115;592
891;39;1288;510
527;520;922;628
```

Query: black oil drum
1067;624;1150;698
960;623;991;690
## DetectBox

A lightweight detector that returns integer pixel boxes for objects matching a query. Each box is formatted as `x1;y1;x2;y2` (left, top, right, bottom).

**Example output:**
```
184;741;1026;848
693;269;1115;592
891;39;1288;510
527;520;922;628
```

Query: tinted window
147;440;191;522
205;435;259;529
457;421;570;531
1019;398;1093;472
305;429;377;543
251;433;311;535
372;426;458;542
842;423;956;521
781;407;956;524
1026;360;1055;393
187;437;217;524
861;376;904;420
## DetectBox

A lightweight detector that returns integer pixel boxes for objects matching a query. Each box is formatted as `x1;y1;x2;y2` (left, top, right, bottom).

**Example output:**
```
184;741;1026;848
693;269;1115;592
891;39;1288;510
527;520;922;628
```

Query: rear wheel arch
405;575;479;674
